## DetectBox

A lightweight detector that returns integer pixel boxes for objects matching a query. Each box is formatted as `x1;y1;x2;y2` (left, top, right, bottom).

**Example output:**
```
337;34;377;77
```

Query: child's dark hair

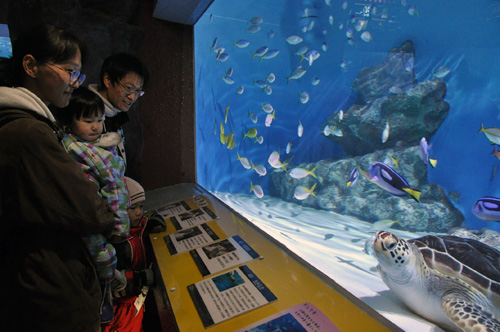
0;23;87;87
60;87;104;127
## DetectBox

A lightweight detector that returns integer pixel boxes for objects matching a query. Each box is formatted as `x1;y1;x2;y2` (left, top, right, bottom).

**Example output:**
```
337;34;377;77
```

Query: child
59;87;130;321
103;176;166;332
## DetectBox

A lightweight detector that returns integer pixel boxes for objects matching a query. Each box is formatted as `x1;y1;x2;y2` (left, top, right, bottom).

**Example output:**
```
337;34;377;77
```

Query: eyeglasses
46;63;86;85
116;80;145;97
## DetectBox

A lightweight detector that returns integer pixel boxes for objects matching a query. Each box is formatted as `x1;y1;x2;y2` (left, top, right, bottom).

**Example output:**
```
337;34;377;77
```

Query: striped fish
368;162;421;202
472;197;500;221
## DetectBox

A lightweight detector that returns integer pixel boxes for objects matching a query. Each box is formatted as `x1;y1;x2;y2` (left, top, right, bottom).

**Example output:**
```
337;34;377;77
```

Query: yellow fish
225;133;236;149
479;124;500;145
243;128;258;139
290;167;317;179
219;123;225;144
294;183;316;200
390;156;400;169
250;181;264;198
371;218;400;230
225;104;230;124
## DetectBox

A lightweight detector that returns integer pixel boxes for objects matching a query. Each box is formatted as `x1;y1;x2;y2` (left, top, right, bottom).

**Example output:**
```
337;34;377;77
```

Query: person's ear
103;73;112;89
22;54;38;79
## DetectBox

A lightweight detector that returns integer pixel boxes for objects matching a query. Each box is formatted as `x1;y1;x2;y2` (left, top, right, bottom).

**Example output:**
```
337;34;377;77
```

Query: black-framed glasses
46;63;86;85
117;80;145;97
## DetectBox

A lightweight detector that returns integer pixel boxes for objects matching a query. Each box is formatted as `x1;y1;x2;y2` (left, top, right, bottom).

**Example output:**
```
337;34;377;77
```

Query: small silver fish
361;31;372;42
286;66;306;83
233;40;250;48
266;73;276;83
250;181;264;198
249;17;263;25
261;49;280;60
222;76;234;84
297;121;304;137
432;66;450;79
382;121;390;143
261;103;273;113
246;24;261;33
295;46;309;56
298;91;309;104
285;35;303;45
252;46;268;60
209;37;218;53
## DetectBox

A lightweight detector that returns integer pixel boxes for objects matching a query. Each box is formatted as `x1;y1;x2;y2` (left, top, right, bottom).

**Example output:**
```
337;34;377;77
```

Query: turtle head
373;231;412;271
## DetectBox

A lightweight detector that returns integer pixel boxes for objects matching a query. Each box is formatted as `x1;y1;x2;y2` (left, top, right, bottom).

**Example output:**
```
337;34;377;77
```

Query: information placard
170;206;218;230
187;265;277;328
164;223;220;255
234;302;341;332
156;200;192;218
190;235;260;277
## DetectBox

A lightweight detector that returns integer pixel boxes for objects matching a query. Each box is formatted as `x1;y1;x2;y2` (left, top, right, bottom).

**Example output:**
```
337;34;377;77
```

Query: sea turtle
372;231;500;332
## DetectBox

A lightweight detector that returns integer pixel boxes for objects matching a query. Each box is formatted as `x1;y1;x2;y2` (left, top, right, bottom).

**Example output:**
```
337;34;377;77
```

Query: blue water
194;0;500;232
0;37;12;58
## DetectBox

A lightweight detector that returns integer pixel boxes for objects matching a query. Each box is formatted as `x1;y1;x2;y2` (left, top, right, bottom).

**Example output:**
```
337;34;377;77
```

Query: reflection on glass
194;1;500;331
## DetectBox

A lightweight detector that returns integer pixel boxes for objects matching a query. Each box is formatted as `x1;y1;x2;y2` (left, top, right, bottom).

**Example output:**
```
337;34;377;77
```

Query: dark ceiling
152;0;214;25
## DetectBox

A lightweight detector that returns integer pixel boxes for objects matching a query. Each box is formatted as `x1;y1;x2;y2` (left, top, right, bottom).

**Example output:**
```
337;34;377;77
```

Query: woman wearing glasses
0;24;114;332
88;53;150;166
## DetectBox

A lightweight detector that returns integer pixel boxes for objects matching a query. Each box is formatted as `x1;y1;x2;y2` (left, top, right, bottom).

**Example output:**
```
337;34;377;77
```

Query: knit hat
125;177;145;205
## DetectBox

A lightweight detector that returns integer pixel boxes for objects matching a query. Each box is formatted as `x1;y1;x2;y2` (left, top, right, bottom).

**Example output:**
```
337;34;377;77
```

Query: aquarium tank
194;0;500;330
0;24;12;58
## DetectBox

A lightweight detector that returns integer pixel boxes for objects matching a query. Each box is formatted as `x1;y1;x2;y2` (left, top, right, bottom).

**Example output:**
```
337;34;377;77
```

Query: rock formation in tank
270;40;464;233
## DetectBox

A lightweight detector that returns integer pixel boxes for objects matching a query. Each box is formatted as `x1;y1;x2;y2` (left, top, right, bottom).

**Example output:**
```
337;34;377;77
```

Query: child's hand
134;268;155;288
111;269;127;297
147;213;166;233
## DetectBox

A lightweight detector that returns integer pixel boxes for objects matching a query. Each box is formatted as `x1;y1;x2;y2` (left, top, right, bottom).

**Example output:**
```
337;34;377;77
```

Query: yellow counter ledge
145;183;401;332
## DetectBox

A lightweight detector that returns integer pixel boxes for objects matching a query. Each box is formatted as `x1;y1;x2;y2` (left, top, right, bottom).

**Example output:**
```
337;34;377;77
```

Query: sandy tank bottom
215;191;448;332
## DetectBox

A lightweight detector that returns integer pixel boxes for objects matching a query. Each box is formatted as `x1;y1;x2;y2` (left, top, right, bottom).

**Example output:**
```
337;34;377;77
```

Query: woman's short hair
0;23;87;87
99;53;150;89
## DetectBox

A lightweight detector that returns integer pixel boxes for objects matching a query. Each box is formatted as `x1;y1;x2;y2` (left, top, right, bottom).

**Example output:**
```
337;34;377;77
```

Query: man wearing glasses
89;53;150;166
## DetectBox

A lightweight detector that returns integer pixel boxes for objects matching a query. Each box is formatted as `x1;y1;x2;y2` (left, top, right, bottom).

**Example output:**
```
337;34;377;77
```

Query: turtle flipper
442;297;500;332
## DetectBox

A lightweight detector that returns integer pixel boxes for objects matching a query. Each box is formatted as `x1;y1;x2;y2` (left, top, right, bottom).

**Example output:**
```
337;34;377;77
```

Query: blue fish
368;162;421;202
418;137;437;167
346;167;359;188
472;197;500;221
261;49;280;61
286;66;306;83
222;76;234;85
249;17;263;25
233;39;250;48
301;50;320;64
246;24;261;33
217;53;229;62
209;37;218;53
295;46;309;56
252;46;268;60
252;80;266;88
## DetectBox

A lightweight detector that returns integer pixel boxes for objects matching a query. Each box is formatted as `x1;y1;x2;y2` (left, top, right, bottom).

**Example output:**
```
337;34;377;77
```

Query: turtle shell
409;235;500;304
